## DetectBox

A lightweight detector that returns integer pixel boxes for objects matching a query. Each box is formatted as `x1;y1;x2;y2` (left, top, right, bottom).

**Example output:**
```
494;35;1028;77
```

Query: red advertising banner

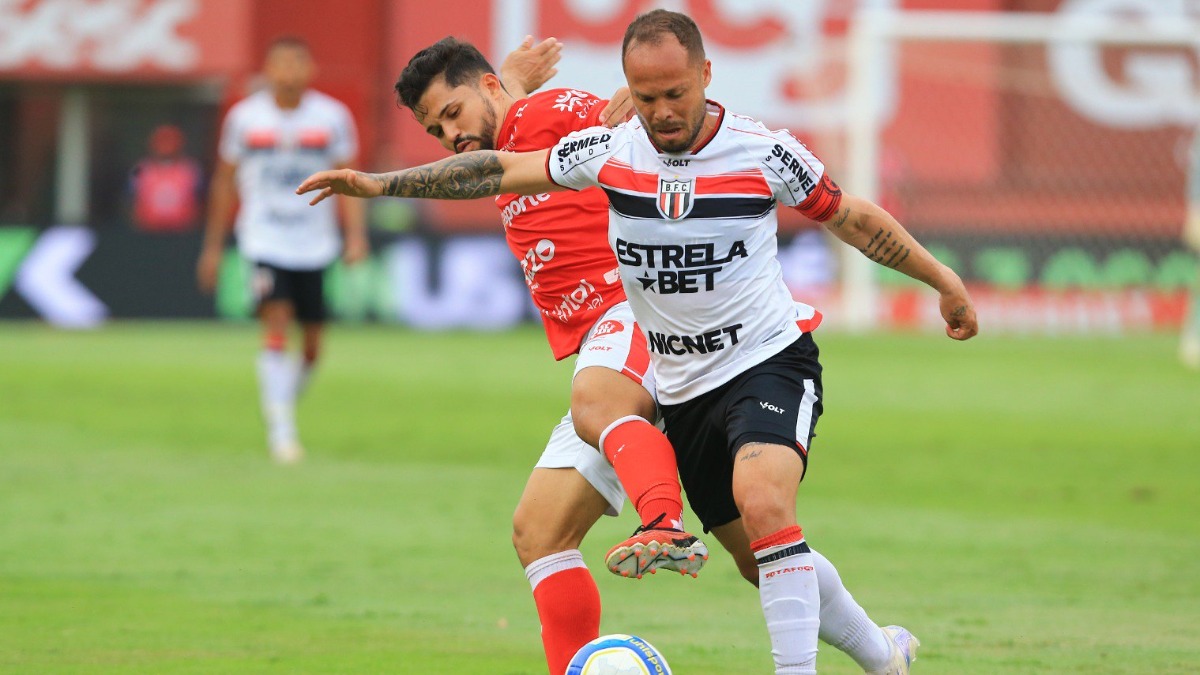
0;0;251;80
381;0;1003;231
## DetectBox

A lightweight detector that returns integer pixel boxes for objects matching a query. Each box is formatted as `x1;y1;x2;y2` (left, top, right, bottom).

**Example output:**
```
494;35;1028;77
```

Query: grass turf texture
1;323;1198;674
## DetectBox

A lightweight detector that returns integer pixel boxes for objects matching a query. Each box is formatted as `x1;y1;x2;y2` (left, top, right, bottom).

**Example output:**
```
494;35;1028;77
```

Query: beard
455;106;498;153
648;107;706;153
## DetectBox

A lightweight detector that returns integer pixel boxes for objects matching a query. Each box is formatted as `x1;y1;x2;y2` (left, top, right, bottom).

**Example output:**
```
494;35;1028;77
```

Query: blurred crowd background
0;0;1195;334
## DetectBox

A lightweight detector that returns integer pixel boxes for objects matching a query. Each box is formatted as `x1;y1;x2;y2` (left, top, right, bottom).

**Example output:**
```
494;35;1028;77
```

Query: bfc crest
656;177;694;220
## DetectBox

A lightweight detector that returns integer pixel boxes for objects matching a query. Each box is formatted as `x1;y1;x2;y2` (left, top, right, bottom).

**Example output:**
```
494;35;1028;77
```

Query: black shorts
250;261;328;323
661;334;824;533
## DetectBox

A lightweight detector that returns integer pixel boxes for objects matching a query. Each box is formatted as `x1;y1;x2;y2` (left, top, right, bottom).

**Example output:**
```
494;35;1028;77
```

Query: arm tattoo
368;152;505;200
861;227;910;269
828;206;852;230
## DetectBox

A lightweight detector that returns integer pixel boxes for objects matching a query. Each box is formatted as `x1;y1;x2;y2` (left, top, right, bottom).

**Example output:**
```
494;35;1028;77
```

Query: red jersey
495;88;626;360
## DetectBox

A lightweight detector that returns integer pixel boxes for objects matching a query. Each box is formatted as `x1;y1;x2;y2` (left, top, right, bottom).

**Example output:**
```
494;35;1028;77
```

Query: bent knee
737;497;796;539
570;374;654;448
512;511;584;568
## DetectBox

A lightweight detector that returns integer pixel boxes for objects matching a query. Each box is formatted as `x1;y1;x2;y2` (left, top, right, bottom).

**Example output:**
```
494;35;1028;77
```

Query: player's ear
480;71;504;98
701;59;711;87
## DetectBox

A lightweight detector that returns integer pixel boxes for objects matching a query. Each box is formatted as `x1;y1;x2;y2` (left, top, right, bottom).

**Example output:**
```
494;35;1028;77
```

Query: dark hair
395;37;495;112
266;35;311;56
621;9;705;65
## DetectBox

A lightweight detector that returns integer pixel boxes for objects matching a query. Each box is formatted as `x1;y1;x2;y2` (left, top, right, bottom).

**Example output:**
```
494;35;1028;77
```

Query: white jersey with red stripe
547;102;840;404
219;89;358;270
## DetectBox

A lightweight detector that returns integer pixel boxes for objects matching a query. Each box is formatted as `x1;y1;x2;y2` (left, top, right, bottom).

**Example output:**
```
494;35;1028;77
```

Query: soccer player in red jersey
391;37;707;675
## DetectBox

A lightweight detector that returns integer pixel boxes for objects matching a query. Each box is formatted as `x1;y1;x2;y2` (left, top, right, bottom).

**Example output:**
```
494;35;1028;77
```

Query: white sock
756;535;820;675
524;549;587;591
812;548;893;671
257;349;299;446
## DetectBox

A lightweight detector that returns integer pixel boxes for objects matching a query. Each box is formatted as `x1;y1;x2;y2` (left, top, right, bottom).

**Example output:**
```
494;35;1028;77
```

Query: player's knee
737;494;795;539
512;509;576;567
570;376;654;448
569;392;610;448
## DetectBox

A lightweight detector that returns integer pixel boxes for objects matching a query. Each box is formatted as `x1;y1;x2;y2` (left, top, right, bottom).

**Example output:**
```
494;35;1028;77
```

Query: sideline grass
1;323;1198;674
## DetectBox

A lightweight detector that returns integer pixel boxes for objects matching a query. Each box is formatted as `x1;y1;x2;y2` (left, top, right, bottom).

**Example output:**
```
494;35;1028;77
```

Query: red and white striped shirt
548;101;838;404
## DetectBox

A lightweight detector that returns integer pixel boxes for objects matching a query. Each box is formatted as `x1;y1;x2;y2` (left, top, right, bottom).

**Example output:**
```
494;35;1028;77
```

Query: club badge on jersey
657;177;694;220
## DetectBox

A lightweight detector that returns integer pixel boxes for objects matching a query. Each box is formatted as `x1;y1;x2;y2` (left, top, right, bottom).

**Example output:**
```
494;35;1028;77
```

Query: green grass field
1;323;1198;674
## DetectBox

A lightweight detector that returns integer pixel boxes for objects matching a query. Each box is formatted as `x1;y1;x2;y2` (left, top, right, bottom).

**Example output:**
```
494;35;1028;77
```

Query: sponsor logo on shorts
592;320;624;339
760;401;786;414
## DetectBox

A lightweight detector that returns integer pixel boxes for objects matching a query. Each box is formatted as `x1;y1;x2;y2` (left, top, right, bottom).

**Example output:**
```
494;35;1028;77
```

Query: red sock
530;561;600;675
600;416;685;530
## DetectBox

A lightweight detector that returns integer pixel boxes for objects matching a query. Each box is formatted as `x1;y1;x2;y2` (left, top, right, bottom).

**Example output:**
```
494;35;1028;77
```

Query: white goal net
836;7;1200;333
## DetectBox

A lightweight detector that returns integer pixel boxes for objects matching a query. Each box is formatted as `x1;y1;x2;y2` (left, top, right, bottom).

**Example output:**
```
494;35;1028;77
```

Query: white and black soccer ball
566;634;673;675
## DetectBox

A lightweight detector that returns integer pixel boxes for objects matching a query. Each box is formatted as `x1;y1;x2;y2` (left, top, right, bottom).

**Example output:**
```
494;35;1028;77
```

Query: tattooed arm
296;149;559;205
823;193;979;340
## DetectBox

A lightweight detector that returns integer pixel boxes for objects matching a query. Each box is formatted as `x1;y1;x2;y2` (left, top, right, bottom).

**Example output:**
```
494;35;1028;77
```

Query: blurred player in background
1181;128;1200;369
394;36;708;675
196;37;367;464
129;124;203;233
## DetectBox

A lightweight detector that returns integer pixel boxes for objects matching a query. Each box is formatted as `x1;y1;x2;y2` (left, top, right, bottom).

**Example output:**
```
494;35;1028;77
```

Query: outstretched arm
296;149;559;205
824;194;979;340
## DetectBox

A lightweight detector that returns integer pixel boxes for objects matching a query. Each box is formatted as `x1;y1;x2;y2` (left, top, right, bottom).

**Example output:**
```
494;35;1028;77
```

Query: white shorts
534;302;657;516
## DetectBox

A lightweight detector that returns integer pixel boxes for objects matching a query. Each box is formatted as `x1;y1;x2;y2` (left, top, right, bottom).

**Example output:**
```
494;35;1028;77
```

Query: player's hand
1185;206;1200;253
500;35;562;97
342;233;369;266
196;247;221;294
296;169;382;205
937;274;978;340
599;87;635;127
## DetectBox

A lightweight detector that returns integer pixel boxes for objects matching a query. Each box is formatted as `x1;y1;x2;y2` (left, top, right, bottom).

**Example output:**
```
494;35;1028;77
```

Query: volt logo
0;225;107;327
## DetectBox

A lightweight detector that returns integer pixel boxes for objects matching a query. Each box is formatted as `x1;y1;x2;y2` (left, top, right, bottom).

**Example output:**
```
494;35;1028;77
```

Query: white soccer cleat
868;625;920;675
270;439;305;465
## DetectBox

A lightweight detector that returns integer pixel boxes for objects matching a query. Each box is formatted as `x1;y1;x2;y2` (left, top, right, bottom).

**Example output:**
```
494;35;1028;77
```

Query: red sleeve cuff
794;174;843;222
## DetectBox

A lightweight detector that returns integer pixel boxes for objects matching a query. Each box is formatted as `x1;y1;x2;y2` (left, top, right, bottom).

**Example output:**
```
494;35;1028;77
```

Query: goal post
841;8;1200;333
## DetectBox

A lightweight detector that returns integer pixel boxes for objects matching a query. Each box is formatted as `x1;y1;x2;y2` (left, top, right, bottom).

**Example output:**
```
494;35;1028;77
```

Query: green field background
1;324;1198;674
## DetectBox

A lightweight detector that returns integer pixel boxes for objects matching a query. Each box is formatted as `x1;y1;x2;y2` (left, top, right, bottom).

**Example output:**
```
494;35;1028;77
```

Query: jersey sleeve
760;128;843;222
329;102;358;165
547;125;621;191
217;106;243;165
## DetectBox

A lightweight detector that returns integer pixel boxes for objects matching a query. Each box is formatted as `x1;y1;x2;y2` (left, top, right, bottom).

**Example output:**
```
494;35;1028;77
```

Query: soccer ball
566;634;673;675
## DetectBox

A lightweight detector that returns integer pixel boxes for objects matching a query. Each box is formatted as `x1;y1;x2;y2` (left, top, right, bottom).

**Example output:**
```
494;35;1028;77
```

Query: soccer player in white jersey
1181;129;1200;369
197;37;367;463
298;10;979;673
